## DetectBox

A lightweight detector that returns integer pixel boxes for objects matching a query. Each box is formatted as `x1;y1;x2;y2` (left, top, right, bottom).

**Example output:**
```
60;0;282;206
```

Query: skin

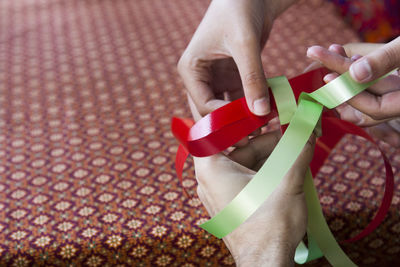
179;0;400;126
308;40;400;123
178;0;297;117
307;43;400;147
179;0;400;265
347;37;400;84
189;96;315;267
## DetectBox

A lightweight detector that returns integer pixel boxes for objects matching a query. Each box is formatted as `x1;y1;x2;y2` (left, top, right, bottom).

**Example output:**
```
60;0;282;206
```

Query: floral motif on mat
0;0;399;266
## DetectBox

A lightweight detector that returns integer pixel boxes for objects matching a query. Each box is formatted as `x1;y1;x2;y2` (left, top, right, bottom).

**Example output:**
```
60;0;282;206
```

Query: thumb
231;38;270;115
281;134;316;195
349;37;400;83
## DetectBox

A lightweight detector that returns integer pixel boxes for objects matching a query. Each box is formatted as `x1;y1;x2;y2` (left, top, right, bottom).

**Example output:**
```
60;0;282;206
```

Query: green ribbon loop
271;76;352;265
271;77;325;264
200;71;388;266
304;168;356;266
268;76;297;124
200;96;322;237
295;236;323;264
308;72;375;108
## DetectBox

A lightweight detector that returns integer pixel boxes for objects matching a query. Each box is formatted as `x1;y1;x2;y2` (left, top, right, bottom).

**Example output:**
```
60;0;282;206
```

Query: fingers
327;43;347;57
303;61;323;73
292;134;315;175
330;77;400;122
280;134;316;195
347;90;400;121
349;37;400;83
228;130;281;170
335;103;388;127
178;54;230;116
323;53;400;96
366;123;400;148
343;42;385;57
307;45;352;74
187;94;204;122
303;43;346;74
323;72;339;83
307;44;400;121
230;37;270;116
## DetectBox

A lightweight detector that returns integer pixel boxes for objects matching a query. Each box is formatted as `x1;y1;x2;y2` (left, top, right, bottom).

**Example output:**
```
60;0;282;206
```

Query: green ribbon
200;96;322;237
307;71;377;109
201;70;390;266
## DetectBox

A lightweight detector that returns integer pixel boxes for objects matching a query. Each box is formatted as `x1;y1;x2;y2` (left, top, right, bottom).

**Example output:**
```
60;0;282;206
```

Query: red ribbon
171;68;394;242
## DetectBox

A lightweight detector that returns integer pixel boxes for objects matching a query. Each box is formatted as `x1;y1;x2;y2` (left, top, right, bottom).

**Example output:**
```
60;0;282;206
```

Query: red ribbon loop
171;68;394;242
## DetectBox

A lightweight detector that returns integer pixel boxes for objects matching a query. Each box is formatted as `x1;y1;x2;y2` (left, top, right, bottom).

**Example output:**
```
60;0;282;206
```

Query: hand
188;97;315;266
308;38;400;122
178;0;295;116
348;37;400;84
306;44;400;147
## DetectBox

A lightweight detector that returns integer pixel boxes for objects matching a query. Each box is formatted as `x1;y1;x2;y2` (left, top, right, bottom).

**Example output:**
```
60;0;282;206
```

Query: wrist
235;238;296;267
224;225;297;267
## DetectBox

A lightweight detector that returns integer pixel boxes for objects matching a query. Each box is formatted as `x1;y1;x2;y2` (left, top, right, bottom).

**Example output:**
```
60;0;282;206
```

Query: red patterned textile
0;0;399;266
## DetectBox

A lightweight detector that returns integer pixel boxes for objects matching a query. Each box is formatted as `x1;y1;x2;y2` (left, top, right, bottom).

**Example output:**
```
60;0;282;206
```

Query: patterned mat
0;0;399;266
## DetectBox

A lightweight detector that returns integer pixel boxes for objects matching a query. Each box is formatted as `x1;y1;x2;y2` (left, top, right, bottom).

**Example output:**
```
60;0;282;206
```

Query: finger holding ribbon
307;42;400;124
307;43;400;147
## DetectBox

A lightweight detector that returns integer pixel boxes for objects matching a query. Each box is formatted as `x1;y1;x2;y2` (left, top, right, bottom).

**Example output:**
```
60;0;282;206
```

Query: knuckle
368;111;385;121
177;51;196;72
198;105;210;117
178;52;205;78
243;71;265;87
177;54;189;75
235;36;255;48
376;47;398;71
233;32;258;47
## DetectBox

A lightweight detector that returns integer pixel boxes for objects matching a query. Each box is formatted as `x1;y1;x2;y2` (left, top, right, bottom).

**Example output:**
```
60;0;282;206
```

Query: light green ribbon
200;70;390;266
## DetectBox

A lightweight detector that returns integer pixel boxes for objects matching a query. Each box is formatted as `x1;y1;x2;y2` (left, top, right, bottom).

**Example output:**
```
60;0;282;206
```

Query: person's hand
306;44;400;147
348;37;400;84
307;39;400;122
194;133;315;266
188;96;314;266
178;0;295;117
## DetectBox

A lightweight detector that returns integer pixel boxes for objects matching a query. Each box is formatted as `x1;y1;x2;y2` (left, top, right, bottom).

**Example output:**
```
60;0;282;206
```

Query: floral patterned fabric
0;0;399;266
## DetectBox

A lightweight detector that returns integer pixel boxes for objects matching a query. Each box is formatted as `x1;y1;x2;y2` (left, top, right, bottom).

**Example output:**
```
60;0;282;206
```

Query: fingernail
323;73;336;83
328;44;341;51
350;59;372;82
350;54;362;62
306;47;318;59
253;97;270;115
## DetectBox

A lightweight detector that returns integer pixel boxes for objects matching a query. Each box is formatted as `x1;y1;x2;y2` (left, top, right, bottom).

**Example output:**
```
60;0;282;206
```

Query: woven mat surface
1;0;399;266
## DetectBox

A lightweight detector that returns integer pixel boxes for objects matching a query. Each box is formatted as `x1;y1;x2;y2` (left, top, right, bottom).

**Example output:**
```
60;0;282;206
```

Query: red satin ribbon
314;116;394;243
171;68;394;242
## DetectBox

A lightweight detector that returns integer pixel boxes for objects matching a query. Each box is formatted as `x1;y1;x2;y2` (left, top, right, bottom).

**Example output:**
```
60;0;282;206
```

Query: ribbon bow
171;68;394;266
